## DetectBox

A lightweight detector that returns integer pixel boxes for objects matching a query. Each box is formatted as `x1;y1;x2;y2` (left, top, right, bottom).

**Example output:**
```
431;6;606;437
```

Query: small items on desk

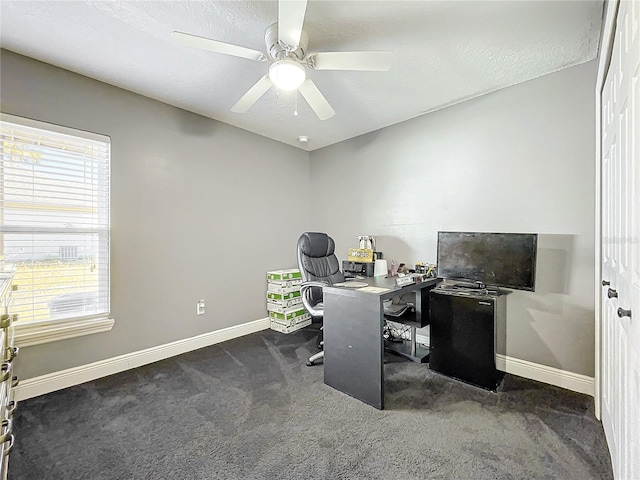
389;260;407;276
356;235;376;250
388;261;438;279
344;235;383;277
343;274;365;280
395;272;429;287
415;262;437;277
373;259;388;277
343;260;375;277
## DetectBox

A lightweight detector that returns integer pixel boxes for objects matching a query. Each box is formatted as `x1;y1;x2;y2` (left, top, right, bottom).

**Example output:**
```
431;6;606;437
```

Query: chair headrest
298;232;335;258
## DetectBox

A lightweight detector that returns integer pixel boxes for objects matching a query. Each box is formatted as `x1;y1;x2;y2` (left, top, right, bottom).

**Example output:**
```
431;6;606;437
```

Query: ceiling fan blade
171;31;266;62
298;79;335;120
278;0;308;50
308;51;392;71
231;76;273;113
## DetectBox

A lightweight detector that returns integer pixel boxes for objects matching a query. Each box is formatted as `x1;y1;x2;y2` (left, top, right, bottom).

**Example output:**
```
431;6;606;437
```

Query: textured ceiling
0;1;603;151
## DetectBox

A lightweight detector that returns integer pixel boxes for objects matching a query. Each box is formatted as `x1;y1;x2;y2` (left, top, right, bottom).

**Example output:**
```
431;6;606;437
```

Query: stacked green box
267;289;303;310
269;318;311;334
267;269;302;281
266;269;310;334
266;279;302;294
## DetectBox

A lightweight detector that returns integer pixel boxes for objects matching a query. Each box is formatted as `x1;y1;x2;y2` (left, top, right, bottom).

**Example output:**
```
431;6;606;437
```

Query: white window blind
0;114;110;324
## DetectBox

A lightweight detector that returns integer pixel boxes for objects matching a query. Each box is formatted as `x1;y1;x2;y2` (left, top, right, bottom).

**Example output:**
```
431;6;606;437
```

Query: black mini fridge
429;289;506;391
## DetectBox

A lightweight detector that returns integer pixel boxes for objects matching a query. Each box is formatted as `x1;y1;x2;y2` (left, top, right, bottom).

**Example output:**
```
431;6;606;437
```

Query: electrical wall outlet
196;300;205;315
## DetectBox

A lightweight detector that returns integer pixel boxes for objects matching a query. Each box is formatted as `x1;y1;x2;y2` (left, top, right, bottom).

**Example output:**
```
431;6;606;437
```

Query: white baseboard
15;320;595;401
416;334;595;397
495;354;594;396
410;335;593;397
15;317;270;401
416;334;593;396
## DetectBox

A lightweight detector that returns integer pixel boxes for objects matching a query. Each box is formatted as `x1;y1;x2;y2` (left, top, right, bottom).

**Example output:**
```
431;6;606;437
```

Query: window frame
0;113;114;347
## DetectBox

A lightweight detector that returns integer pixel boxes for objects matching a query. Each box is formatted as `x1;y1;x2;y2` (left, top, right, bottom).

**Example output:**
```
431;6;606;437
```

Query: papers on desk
333;281;369;288
356;286;390;294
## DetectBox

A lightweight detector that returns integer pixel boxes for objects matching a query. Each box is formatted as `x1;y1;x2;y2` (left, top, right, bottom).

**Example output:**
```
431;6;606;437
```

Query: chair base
306;350;324;366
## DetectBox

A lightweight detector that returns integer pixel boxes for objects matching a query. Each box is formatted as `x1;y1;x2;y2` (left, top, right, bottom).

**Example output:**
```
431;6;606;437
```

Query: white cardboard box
267;280;302;293
267;296;303;310
268;308;309;322
269;313;311;327
270;318;312;334
267;290;301;301
267;269;302;281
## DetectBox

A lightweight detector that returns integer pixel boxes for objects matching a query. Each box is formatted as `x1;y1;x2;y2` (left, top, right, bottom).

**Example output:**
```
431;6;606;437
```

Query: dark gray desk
322;276;439;409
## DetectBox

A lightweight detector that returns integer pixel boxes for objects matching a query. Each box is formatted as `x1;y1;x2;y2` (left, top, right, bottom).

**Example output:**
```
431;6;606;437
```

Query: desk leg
323;290;384;410
410;326;417;357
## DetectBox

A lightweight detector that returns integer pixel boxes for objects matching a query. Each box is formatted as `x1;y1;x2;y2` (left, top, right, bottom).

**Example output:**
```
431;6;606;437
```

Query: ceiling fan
171;0;392;120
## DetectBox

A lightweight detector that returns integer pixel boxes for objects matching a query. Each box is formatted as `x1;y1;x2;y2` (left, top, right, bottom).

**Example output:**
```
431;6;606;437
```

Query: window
0;114;113;346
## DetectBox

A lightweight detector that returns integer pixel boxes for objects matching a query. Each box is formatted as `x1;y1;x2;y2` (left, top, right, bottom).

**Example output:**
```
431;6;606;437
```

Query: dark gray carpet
9;324;612;480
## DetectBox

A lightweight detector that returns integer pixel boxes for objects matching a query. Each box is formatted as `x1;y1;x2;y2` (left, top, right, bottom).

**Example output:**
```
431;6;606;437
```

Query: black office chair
296;232;345;366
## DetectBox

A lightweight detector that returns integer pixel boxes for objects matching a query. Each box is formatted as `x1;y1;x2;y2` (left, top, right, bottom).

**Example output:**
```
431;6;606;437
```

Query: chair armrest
300;281;329;289
300;281;328;318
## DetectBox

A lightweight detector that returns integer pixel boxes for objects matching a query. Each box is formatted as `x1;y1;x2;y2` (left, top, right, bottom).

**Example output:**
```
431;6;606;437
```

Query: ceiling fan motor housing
265;23;308;61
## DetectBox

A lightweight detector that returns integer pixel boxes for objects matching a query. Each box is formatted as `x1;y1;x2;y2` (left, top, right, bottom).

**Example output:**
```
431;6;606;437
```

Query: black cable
384;320;411;342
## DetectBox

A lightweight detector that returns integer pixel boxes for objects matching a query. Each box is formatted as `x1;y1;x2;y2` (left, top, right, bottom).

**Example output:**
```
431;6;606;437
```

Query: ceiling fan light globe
269;60;306;91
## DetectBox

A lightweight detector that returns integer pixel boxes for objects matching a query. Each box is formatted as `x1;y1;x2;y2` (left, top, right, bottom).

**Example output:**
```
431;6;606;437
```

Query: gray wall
1;50;311;379
309;61;597;377
2;50;598;379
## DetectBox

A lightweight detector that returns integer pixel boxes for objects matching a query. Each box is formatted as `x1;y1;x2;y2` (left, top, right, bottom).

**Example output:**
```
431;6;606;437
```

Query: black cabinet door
429;292;502;390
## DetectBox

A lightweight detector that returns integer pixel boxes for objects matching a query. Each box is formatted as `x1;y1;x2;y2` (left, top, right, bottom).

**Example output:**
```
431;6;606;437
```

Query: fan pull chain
294;91;298;116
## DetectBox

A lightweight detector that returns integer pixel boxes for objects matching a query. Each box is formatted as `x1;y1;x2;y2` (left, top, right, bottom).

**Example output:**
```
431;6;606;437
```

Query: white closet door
600;1;639;478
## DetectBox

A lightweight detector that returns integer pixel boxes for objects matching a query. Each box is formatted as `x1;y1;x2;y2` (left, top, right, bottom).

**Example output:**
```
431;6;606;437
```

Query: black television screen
437;232;538;291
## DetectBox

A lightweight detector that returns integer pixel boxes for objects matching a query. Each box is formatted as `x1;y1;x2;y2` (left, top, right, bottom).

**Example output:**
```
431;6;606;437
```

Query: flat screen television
437;231;538;291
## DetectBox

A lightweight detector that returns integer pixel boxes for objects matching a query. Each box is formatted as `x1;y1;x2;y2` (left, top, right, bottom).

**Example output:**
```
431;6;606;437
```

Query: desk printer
343;261;375;277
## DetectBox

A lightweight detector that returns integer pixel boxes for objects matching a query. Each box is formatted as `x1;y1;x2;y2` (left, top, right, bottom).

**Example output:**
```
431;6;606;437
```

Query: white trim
496;354;595;396
14;316;115;348
14;319;594;401
594;0;620;420
0;112;110;143
416;332;593;396
15;317;270;401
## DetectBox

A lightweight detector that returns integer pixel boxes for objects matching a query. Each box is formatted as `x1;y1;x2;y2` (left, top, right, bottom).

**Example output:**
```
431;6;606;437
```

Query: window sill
14;316;115;348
